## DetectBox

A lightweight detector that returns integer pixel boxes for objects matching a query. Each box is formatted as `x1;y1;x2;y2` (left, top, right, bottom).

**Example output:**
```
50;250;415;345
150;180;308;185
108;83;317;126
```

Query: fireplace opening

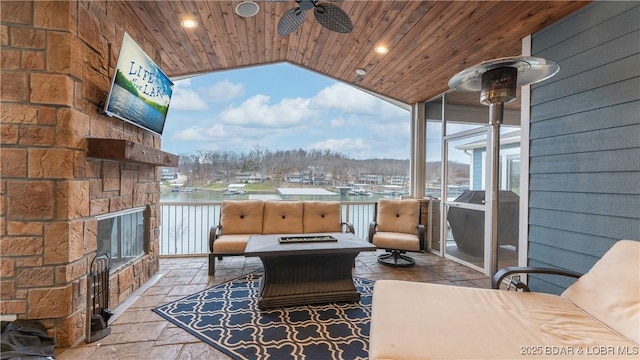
96;207;148;273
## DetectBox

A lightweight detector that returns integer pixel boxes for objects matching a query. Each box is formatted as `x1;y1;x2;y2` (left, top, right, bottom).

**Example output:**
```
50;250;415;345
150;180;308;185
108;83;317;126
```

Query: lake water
107;84;165;134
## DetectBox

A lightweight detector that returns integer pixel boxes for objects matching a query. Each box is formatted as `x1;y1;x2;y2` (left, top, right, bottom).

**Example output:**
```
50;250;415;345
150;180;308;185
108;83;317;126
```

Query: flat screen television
103;33;174;136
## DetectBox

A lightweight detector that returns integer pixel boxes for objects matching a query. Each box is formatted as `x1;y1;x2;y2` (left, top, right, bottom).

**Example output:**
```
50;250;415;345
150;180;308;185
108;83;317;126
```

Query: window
480;140;521;193
504;153;520;194
97;207;147;272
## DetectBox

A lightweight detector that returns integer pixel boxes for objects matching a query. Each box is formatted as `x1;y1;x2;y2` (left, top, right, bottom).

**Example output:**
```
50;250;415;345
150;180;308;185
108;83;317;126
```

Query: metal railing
159;201;377;256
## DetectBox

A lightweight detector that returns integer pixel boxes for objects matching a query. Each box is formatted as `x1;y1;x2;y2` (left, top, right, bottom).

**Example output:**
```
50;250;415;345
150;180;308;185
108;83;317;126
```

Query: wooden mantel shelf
86;138;179;167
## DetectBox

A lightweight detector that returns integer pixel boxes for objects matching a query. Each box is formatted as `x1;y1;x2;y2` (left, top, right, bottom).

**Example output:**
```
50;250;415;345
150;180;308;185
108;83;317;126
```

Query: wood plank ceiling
120;1;589;106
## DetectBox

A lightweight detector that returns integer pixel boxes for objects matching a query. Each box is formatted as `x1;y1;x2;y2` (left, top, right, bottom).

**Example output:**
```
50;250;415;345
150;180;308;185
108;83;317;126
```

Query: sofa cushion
303;201;342;233
376;198;419;234
562;239;640;344
219;200;264;235
372;231;420;251
262;201;304;234
370;279;638;360
212;234;254;254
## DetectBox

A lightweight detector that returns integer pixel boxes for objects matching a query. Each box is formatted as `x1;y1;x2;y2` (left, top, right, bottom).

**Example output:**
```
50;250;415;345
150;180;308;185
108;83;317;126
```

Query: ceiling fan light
236;1;259;18
355;68;367;76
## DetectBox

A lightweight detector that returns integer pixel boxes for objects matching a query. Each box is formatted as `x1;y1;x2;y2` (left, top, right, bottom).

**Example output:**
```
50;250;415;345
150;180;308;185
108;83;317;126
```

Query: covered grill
447;190;519;256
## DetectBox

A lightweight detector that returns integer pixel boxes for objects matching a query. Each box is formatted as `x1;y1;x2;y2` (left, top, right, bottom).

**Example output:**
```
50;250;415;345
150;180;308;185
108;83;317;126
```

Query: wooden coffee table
244;232;376;310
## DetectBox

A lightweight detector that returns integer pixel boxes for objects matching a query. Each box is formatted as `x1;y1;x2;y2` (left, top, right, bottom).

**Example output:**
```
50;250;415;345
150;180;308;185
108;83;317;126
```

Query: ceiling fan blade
314;3;353;33
278;7;307;36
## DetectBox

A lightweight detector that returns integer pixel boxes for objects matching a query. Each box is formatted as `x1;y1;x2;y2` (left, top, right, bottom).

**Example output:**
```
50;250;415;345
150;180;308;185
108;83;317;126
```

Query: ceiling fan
277;0;353;36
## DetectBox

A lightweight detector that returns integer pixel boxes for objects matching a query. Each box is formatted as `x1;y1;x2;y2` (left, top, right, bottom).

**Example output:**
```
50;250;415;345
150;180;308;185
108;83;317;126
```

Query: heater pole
481;66;515;280
488;102;504;278
448;56;560;281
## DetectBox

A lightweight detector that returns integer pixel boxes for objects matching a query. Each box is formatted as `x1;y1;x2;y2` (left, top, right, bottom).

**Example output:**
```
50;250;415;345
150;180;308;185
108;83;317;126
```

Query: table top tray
245;233;377;256
278;235;338;244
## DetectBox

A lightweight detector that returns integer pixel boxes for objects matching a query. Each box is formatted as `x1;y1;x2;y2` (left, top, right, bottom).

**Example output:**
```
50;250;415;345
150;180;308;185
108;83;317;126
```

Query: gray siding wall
529;1;640;294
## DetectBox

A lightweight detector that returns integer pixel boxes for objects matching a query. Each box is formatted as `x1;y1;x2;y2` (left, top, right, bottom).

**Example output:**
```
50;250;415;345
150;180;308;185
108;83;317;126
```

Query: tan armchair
368;198;425;267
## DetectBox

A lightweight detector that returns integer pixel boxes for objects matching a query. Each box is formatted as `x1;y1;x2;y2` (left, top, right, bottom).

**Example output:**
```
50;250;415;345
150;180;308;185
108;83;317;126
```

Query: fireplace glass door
97;207;147;272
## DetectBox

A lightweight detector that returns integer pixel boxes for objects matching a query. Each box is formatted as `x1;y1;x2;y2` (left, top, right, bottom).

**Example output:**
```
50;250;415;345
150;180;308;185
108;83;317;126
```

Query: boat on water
376;185;409;196
223;184;247;195
348;184;373;196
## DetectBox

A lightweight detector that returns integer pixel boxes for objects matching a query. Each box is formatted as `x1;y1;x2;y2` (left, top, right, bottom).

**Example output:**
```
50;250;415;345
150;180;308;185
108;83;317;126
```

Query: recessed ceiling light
236;1;259;18
355;68;367;76
375;46;388;54
181;19;198;29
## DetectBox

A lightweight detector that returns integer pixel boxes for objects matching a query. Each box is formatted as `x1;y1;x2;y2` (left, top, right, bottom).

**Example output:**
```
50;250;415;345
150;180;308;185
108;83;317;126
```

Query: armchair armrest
491;266;583;291
341;222;355;233
368;221;377;243
417;224;425;251
209;224;222;253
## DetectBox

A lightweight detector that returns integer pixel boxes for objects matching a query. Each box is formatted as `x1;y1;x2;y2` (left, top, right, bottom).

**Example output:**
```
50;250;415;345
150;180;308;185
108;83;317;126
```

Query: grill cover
447;190;519;256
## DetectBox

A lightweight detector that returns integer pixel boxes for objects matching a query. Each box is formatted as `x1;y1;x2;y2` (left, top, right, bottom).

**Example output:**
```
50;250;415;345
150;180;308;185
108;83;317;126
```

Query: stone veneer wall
1;1;162;346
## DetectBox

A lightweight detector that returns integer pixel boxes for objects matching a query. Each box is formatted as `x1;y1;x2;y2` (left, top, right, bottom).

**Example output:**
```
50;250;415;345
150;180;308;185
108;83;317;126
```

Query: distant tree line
177;145;413;185
176;145;469;186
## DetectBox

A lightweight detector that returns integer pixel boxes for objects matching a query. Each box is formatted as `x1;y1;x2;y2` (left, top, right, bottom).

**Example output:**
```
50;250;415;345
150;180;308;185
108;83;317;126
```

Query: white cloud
307;138;371;154
330;117;346;128
310;83;408;120
202;79;245;102
167;79;245;111
370;121;411;138
169;79;208;111
170;89;208;111
219;94;313;128
172;123;226;141
311;83;379;114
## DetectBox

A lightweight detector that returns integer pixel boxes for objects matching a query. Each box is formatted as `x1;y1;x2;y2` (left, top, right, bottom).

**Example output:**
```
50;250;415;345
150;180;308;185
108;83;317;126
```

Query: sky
161;63;412;160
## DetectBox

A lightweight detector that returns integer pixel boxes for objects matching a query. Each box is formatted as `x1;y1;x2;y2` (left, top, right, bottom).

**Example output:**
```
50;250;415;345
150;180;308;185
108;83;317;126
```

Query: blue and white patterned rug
152;272;374;360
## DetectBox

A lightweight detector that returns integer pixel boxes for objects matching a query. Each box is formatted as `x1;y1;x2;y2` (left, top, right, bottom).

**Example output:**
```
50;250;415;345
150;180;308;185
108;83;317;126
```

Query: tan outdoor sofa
208;200;354;275
369;239;640;359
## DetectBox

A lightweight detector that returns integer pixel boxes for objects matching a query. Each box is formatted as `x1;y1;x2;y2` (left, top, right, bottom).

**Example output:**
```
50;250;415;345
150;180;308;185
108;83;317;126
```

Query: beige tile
146;344;184;359
155;326;204;345
59;341;156;360
164;268;201;278
127;294;168;309
111;307;164;325
167;284;210;297
96;321;168;345
177;342;232;360
141;285;173;296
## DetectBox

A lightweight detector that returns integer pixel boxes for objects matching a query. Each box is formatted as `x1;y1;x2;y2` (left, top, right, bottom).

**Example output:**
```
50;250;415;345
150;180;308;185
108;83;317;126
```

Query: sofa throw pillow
219;200;264;234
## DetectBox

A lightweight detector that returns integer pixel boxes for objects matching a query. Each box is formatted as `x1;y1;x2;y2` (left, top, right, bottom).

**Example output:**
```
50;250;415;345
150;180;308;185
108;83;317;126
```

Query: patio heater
448;56;559;278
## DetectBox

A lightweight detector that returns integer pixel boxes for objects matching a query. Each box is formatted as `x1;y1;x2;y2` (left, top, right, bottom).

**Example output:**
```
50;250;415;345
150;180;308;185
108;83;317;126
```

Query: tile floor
56;250;490;359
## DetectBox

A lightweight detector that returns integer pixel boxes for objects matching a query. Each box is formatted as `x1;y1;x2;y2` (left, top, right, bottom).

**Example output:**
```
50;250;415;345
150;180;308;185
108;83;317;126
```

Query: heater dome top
448;56;559;92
